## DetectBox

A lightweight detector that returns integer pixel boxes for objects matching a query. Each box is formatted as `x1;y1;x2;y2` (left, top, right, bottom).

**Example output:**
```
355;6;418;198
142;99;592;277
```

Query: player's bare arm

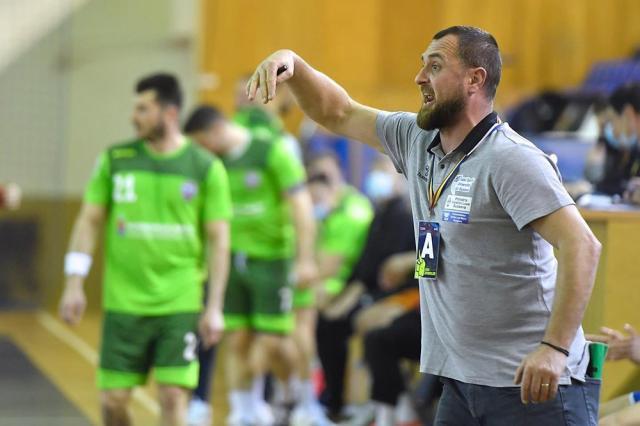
199;220;230;348
59;203;106;325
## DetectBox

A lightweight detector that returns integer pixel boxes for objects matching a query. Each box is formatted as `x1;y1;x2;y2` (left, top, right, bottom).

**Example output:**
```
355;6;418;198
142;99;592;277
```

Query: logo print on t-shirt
450;175;475;195
181;181;198;201
245;171;261;188
417;164;431;182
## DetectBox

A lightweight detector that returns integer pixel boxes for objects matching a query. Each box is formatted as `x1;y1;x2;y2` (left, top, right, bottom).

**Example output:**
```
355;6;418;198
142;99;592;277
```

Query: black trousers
316;312;354;414
364;308;421;405
193;343;217;401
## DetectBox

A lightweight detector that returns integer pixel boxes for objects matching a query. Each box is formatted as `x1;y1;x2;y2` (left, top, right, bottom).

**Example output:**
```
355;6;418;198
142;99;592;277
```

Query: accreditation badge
414;221;440;280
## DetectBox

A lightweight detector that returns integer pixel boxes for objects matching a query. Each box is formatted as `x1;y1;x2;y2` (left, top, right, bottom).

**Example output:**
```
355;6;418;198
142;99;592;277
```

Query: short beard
417;91;466;131
144;122;166;142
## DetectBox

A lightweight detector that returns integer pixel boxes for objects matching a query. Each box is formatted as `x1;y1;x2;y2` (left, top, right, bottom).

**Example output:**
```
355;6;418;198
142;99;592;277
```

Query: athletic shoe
253;399;276;426
187;398;212;426
290;402;336;426
226;409;254;426
340;403;375;426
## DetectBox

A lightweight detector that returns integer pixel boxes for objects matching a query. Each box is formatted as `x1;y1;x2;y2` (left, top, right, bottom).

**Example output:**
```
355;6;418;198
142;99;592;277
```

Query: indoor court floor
0;310;229;425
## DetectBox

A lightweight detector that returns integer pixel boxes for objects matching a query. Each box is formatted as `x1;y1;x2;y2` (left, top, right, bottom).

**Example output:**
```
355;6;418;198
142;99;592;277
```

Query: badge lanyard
427;155;466;216
427;122;502;216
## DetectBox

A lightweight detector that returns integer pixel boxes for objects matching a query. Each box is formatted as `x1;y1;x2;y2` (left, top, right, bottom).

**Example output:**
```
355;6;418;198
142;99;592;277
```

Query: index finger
520;367;531;404
265;62;280;102
585;334;609;343
624;323;638;336
247;72;260;101
601;327;625;340
547;376;560;401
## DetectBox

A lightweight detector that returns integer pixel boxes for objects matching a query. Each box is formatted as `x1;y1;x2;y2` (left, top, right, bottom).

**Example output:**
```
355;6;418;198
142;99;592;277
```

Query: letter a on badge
421;232;434;259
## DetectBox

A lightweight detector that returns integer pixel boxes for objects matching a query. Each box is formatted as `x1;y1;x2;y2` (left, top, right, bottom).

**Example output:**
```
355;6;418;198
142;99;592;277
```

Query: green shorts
224;253;294;334
98;311;199;390
293;287;315;309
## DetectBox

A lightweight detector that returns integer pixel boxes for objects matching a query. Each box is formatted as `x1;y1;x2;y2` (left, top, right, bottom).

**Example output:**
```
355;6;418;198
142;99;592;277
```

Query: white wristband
64;252;93;277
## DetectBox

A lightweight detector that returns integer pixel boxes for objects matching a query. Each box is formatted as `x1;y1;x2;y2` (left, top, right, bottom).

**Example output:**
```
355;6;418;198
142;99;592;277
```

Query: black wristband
541;340;570;357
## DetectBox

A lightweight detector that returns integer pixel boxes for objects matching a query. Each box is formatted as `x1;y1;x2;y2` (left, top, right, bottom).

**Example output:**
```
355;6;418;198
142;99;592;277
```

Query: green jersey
221;135;305;259
318;187;373;294
233;107;283;140
84;139;232;315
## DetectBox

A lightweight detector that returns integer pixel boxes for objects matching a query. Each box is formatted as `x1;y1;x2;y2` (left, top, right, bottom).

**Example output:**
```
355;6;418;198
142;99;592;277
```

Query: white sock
252;376;266;403
375;403;395;426
229;390;252;413
273;376;299;405
300;379;316;406
289;376;302;398
395;392;418;422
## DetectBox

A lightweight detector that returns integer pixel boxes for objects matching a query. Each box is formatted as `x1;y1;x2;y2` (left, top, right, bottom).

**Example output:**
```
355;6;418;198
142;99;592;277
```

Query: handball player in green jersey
59;74;232;426
185;105;316;426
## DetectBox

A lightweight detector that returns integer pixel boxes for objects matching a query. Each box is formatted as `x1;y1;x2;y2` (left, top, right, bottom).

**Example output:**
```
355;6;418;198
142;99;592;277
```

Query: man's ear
164;104;180;122
467;67;487;96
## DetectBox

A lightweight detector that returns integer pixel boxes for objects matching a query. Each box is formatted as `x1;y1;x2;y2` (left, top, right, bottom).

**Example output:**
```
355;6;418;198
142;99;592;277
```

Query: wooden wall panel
199;0;640;126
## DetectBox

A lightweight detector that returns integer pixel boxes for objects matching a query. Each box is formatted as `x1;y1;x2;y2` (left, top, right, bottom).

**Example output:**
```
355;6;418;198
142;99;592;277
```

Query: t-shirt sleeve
202;158;233;222
492;143;575;230
267;138;306;192
84;151;111;205
375;111;420;175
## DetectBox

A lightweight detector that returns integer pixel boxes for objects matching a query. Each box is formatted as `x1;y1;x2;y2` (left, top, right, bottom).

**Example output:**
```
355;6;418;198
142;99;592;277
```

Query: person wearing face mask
316;155;421;422
287;151;373;426
595;84;640;196
363;169;395;202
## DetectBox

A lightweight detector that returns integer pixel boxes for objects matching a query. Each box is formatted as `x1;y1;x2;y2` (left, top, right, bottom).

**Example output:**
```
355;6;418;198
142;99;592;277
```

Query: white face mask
364;170;394;201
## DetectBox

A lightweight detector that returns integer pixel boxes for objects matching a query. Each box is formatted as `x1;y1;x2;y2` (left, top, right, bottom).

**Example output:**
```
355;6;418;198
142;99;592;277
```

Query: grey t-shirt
377;111;589;387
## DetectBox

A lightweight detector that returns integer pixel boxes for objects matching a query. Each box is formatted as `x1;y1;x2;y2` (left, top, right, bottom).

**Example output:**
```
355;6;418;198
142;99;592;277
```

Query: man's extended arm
248;49;384;150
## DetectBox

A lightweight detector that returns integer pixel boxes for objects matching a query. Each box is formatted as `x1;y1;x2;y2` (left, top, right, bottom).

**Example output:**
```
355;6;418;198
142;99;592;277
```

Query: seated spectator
594;84;640;196
335;158;439;426
625;177;640;205
361;300;423;426
316;155;418;421
289;151;373;426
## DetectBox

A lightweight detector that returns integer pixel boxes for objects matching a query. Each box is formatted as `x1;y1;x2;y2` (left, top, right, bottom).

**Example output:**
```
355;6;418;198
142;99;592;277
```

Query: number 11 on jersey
415;221;440;279
113;174;137;203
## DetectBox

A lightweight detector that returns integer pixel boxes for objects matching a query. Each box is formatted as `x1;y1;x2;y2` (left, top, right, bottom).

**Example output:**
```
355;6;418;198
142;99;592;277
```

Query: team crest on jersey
245;171;261;188
181;181;198;201
117;216;127;236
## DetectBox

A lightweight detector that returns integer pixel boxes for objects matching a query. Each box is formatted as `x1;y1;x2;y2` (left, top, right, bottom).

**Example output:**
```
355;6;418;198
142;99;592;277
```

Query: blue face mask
603;122;619;149
364;170;394;201
603;122;638;149
313;204;330;220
